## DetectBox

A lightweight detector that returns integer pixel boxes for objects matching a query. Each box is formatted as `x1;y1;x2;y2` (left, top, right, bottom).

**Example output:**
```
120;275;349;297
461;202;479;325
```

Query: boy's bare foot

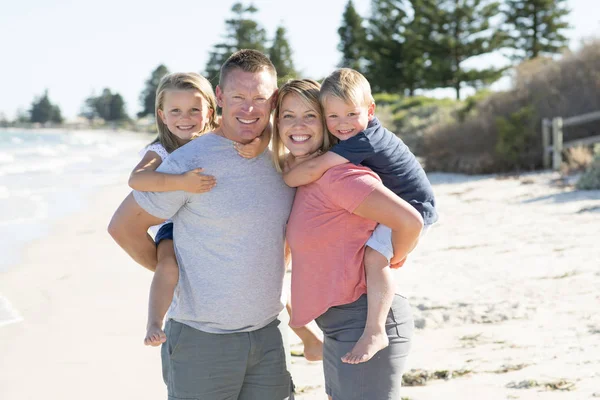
303;336;324;361
144;323;166;346
341;330;389;364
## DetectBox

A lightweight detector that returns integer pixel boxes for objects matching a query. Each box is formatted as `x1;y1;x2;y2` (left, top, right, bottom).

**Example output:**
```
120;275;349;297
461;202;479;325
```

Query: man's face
216;69;277;144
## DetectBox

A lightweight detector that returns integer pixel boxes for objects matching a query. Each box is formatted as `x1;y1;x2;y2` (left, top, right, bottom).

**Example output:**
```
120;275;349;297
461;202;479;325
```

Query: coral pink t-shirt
287;163;382;327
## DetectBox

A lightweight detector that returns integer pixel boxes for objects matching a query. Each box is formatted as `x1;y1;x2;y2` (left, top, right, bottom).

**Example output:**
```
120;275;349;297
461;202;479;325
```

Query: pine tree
364;0;411;93
269;25;297;84
426;0;507;99
83;89;128;122
138;64;169;118
204;3;268;84
30;90;62;124
504;0;570;61
337;0;367;72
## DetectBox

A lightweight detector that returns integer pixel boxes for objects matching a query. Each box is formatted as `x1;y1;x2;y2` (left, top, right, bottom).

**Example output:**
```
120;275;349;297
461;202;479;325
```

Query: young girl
130;72;269;346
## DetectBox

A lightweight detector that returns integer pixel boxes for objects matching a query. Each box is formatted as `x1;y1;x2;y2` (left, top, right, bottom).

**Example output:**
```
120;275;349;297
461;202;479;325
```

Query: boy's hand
235;137;264;159
178;168;216;193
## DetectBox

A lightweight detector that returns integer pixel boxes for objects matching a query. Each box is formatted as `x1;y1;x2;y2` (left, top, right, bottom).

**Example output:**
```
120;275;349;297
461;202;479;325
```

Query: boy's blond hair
153;72;218;153
319;68;375;107
272;79;337;173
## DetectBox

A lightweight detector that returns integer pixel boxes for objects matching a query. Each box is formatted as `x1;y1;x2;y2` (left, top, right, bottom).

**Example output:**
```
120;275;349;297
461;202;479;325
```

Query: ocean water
0;128;151;326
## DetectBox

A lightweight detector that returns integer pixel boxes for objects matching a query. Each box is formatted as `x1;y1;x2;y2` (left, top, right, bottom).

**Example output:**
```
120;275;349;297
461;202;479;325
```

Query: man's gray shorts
161;318;294;400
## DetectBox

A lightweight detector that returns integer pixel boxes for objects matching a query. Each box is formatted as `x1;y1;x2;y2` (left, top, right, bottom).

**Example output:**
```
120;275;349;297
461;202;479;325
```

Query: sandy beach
1;170;599;399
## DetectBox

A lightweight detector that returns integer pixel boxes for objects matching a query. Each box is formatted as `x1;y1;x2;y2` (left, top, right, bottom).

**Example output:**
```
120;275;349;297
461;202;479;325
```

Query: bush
495;106;538;170
421;39;600;174
576;150;600;190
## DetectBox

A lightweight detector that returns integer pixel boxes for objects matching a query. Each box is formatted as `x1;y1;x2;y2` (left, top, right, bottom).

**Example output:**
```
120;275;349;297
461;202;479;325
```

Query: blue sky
0;0;598;120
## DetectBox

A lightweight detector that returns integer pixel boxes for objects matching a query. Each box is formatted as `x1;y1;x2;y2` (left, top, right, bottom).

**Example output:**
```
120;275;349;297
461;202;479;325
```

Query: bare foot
303;336;324;361
144;323;166;346
341;330;389;364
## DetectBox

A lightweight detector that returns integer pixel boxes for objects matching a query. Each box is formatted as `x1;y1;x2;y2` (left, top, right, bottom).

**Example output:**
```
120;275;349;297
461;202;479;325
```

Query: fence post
542;119;551;169
552;117;563;171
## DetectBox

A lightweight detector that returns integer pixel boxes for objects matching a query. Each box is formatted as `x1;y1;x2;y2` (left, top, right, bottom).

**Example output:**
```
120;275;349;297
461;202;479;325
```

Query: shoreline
0;178;167;399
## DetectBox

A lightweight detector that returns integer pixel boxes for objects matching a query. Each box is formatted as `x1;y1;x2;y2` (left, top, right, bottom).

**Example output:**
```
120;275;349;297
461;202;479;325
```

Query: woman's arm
129;151;216;193
353;185;424;264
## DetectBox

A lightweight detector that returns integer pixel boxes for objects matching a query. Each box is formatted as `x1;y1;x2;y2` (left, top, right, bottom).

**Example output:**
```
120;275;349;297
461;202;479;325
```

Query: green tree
364;0;411;93
426;0;507;99
30;90;63;124
504;0;571;61
337;0;367;72
138;64;169;118
82;89;128;121
269;25;297;84
204;3;268;83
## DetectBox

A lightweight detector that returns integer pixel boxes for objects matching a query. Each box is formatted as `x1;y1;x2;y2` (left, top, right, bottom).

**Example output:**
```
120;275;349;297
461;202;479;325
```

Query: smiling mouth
177;125;195;131
337;128;353;135
238;118;259;125
290;135;310;142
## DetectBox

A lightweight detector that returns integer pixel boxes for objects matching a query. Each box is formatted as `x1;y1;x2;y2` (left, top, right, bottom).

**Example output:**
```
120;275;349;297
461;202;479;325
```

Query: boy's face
322;96;375;140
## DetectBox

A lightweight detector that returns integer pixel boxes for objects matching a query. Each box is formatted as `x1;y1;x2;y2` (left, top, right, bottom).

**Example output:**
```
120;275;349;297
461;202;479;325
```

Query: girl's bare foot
341;329;389;364
144;323;166;346
303;336;324;361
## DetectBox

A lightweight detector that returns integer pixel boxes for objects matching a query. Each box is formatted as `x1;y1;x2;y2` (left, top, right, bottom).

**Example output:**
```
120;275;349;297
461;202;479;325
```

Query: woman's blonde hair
152;72;218;153
272;79;337;172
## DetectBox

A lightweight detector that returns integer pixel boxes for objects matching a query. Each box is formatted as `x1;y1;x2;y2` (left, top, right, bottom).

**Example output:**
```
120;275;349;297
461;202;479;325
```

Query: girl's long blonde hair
272;79;337;172
152;72;218;153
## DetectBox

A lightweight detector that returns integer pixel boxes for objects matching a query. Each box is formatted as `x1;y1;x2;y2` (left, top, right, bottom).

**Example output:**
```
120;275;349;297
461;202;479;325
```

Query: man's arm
107;192;167;272
283;151;348;187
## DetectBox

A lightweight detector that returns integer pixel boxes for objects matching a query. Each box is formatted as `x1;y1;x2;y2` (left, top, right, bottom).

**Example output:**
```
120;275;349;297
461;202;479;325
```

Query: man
108;49;297;400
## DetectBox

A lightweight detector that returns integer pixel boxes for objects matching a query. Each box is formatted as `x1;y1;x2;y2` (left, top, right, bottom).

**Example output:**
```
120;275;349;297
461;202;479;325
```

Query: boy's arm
283;151;348;187
129;151;215;193
235;123;271;159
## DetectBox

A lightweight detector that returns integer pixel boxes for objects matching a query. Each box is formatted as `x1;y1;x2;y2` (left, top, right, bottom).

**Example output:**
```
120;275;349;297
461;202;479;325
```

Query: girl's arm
129;151;216;193
235;123;272;159
283;151;348;187
353;184;424;265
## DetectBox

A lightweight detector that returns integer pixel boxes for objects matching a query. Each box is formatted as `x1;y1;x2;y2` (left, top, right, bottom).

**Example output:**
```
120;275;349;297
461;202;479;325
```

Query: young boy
284;68;438;364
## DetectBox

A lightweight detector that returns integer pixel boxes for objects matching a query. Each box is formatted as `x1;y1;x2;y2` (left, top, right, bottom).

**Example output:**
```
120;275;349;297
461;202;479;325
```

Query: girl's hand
390;256;407;269
178;168;216;193
235;137;263;158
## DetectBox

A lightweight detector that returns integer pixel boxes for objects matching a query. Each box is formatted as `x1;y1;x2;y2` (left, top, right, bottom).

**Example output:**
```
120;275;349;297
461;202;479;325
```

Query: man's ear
216;85;224;108
368;101;376;120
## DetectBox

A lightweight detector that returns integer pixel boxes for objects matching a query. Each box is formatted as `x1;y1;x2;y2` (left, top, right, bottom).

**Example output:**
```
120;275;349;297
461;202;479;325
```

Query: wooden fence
542;111;600;170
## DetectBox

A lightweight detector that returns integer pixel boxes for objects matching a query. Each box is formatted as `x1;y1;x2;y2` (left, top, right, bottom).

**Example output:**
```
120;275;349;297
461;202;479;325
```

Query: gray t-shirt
133;133;295;333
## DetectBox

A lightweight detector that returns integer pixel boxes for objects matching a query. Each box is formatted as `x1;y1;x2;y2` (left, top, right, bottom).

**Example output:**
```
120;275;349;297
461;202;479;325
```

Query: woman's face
277;93;324;157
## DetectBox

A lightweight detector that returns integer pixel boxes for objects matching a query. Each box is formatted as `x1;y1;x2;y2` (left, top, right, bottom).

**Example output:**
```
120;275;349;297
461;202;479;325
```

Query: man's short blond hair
319;68;375;107
219;49;277;89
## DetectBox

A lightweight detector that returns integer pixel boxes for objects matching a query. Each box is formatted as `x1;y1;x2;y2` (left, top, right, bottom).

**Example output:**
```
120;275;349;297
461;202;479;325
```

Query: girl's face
158;90;213;144
277;93;324;157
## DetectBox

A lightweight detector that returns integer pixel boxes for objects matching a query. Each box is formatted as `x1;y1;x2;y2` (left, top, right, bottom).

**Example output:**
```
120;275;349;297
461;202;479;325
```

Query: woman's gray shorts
315;294;414;400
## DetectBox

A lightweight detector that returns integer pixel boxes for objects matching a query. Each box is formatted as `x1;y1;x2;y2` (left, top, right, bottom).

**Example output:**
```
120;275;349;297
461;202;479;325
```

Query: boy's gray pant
161;318;294;400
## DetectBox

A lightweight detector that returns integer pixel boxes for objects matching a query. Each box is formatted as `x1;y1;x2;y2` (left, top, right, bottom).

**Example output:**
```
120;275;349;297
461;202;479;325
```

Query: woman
272;80;424;400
